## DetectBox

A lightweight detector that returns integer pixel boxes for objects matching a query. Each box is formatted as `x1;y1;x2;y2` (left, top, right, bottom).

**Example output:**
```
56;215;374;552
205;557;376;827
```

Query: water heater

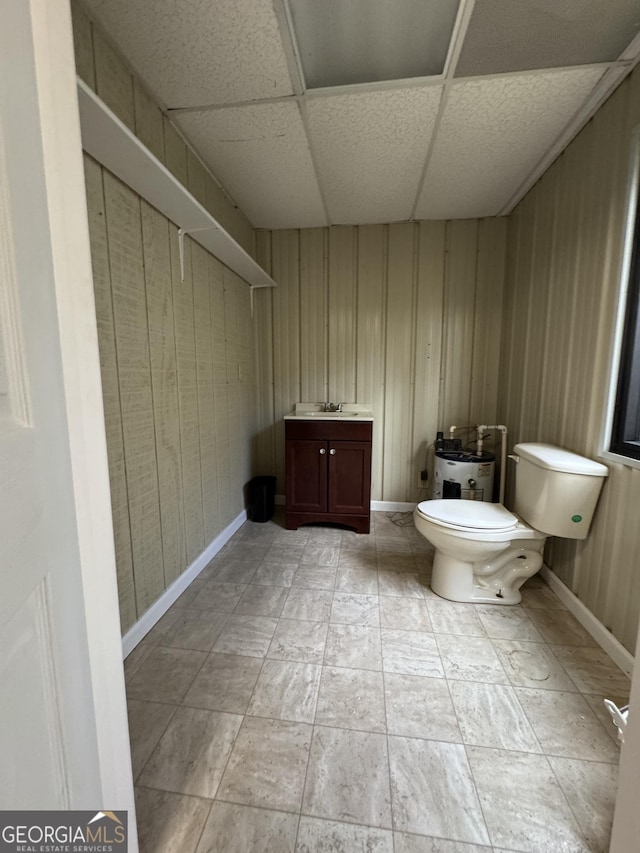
433;450;495;502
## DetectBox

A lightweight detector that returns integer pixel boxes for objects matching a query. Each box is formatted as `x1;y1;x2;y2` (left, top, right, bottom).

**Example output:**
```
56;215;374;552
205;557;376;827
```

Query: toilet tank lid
417;500;518;530
513;443;608;477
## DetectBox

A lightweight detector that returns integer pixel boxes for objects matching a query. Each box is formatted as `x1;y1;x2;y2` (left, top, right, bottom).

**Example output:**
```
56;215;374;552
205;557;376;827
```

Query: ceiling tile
175;102;327;229
455;0;640;77
415;68;606;220
306;86;442;224
83;0;294;107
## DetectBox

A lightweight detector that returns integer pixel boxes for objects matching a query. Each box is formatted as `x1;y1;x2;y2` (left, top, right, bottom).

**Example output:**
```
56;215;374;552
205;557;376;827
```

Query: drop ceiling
82;0;640;229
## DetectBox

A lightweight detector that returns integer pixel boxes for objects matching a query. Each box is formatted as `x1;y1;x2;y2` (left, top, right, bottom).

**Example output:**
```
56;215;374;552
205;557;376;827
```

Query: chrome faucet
324;402;343;412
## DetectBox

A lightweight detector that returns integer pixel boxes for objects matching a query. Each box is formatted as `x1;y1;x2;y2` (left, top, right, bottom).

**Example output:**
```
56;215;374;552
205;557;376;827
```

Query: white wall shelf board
76;78;276;290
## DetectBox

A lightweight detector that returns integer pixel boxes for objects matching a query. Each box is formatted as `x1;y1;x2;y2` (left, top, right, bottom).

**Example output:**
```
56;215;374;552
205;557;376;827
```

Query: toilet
414;443;608;605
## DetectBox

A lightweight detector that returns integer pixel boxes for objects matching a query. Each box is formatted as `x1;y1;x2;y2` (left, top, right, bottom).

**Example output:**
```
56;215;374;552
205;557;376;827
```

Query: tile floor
125;511;630;853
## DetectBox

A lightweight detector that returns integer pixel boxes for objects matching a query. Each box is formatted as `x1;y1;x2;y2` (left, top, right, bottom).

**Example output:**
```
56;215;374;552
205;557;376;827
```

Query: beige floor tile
135;786;211;853
217;716;311;811
182;652;263;713
301;543;340;567
196;802;298;853
127;646;207;703
212;615;278;657
550;645;631;695
427;601;488;637
466;746;587;852
515;687;620;763
449;680;541;752
384;673;460;742
524;608;598;647
124;639;158;683
315;666;386;732
190;583;247;613
281;588;333;622
330;592;380;626
382;629;444;678
435;635;509;684
296;817;393;852
377;571;427;599
266;543;306;562
267;618;329;664
388;736;489;845
492;639;578;692
247;659;321;723
252;561;298;587
380;597;432;631
307;527;343;545
302;726;392;827
520;585;567;610
338;550;378;570
209;559;260;584
335;566;379;594
394;833;491;852
474;605;543;641
293;566;338;590
127;699;176;780
324;624;382;671
377;553;417;572
161;608;229;652
549;756;618;853
340;531;376;551
139;706;242;798
233;584;289;617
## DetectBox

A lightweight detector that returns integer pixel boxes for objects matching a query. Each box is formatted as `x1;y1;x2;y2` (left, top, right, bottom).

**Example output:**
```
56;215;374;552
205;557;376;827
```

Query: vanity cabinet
285;419;372;533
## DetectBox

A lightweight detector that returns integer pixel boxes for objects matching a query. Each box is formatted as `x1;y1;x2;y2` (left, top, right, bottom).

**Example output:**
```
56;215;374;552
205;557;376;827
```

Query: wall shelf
76;78;276;290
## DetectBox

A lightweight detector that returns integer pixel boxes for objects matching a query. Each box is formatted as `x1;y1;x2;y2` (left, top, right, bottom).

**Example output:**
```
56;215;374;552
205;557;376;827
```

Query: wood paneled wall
499;67;640;653
74;2;255;633
253;220;507;503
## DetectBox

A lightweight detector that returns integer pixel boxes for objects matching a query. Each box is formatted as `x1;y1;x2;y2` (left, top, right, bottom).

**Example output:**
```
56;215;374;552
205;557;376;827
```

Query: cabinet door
286;439;328;513
328;441;372;515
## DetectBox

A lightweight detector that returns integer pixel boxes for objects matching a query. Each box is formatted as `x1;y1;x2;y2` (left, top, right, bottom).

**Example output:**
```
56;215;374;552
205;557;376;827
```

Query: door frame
9;0;137;830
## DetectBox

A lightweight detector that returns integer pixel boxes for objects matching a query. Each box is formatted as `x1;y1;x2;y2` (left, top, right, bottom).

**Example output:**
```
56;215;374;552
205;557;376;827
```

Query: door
286;439;328;513
0;0;136;828
328;441;372;515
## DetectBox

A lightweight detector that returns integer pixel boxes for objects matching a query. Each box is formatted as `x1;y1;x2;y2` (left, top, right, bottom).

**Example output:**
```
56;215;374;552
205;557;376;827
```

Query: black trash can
248;475;276;523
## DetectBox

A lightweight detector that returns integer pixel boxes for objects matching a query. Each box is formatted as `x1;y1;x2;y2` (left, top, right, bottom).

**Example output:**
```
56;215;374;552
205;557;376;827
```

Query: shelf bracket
178;226;222;282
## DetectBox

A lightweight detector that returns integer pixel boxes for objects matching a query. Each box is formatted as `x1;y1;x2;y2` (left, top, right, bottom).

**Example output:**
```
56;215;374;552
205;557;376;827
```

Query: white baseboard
540;565;634;677
122;508;248;659
371;501;416;512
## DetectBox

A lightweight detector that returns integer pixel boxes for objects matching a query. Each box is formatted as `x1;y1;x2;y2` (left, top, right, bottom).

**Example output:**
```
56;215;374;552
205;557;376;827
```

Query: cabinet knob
319;448;326;455
329;448;336;455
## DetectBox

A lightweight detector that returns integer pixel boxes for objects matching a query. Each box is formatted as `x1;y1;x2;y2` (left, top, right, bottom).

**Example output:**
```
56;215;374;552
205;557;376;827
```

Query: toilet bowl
413;442;608;605
414;500;546;604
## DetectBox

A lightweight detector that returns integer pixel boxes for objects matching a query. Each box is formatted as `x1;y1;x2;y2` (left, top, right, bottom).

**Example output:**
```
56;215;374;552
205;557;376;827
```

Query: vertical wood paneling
272;231;301;490
253;232;276;475
470;218;507;424
209;256;231;525
383;224;416;500
356;225;387;499
133;80;164;164
300;229;328;403
141;202;186;587
329;227;357;403
92;29;134;132
256;219;507;503
441;220;478;429
70;0;95;88
413;221;446;493
498;65;640;653
83;156;136;632
170;230;204;564
193;242;219;542
103;173;164;613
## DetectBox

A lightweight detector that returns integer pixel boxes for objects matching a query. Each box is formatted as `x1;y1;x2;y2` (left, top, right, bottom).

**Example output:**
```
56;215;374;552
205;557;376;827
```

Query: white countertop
284;403;374;422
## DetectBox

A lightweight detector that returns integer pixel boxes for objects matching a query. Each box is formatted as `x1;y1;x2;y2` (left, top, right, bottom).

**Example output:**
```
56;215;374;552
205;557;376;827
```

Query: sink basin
285;403;374;421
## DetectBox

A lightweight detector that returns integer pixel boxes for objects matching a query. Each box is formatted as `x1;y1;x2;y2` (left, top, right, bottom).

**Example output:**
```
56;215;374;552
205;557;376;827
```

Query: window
610;135;640;462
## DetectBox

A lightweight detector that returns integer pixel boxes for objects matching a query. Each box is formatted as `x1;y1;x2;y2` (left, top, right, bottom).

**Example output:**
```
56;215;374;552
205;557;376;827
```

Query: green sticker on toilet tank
571;514;582;523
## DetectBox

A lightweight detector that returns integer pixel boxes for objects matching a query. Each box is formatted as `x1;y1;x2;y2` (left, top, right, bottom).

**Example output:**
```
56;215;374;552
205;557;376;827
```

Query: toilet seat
416;499;518;533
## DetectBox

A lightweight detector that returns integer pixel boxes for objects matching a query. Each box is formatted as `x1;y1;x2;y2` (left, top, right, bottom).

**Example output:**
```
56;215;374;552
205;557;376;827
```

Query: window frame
602;124;640;469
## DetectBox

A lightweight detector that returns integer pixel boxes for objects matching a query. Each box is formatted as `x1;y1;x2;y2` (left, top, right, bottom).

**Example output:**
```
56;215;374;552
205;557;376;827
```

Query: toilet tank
512;443;608;539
